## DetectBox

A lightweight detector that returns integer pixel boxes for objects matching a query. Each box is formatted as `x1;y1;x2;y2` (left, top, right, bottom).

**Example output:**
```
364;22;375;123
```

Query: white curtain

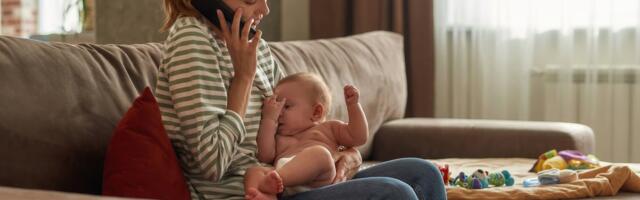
434;0;640;162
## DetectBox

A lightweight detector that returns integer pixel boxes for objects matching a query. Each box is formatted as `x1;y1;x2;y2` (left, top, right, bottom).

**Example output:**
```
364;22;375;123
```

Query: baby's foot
245;188;277;200
258;170;284;194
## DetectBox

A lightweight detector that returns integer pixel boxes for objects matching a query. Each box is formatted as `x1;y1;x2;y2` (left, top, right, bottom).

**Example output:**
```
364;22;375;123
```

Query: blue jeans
280;158;447;200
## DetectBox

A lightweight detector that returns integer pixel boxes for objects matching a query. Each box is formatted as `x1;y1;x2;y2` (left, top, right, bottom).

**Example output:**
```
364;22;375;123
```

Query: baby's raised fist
344;85;360;105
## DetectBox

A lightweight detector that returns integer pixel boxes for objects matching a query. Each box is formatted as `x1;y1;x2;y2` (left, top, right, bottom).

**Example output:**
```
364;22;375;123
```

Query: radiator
530;66;640;163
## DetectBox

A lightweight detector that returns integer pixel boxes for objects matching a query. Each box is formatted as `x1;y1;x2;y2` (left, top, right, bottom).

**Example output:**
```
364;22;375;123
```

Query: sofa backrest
0;31;406;194
0;37;162;194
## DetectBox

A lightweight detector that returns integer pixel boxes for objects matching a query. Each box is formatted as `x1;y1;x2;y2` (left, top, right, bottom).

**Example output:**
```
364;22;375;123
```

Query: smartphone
191;0;257;39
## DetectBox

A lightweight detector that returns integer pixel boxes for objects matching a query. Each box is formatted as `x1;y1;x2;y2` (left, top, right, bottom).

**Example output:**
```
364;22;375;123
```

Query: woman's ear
311;103;325;122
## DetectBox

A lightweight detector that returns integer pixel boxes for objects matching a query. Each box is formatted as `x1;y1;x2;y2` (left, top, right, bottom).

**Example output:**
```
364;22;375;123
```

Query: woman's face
222;0;270;29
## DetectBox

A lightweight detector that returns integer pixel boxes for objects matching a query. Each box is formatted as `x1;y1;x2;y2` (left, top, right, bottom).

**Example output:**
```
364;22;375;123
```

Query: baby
244;72;368;200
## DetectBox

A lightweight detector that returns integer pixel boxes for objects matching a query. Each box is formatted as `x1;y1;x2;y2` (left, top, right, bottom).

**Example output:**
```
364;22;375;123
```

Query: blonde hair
161;0;201;31
277;73;332;117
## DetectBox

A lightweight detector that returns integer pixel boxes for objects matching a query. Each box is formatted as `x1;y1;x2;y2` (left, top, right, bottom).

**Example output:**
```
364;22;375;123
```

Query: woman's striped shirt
155;16;284;199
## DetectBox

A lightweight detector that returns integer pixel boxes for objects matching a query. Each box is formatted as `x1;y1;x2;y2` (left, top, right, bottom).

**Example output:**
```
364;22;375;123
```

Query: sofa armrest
370;118;595;161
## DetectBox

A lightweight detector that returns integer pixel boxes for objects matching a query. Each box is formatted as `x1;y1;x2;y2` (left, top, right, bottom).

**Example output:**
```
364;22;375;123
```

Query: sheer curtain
434;0;640;162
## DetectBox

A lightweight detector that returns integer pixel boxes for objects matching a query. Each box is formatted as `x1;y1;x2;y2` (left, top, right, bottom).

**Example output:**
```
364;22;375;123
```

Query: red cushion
102;87;190;200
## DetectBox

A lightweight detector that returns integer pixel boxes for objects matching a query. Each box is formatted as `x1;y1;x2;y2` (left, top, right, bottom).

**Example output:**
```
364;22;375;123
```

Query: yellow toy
531;149;599;173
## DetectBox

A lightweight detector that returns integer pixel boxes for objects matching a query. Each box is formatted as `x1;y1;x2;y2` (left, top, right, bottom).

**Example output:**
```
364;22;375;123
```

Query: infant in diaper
244;72;369;200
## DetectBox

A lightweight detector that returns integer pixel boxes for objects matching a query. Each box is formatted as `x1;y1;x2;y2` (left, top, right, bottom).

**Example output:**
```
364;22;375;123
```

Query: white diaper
274;156;312;196
275;156;295;169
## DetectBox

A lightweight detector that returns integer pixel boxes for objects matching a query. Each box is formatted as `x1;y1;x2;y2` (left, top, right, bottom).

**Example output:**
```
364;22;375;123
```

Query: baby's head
274;72;331;135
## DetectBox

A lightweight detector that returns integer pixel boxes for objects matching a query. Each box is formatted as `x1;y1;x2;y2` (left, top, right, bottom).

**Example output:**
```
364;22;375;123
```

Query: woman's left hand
332;147;363;184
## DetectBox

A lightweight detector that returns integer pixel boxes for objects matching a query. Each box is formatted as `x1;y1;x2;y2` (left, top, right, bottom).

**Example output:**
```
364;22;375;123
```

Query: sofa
3;31;632;199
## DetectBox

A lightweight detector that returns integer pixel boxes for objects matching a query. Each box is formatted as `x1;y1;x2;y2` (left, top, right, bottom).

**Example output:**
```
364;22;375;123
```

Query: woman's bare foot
245;188;277;200
258;170;284;194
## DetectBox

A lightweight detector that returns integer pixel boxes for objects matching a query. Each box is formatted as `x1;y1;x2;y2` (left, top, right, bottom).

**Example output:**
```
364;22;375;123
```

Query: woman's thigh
354;158;447;200
279;177;417;200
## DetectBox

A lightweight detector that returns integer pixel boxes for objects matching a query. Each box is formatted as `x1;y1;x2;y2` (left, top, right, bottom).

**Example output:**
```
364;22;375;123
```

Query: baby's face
273;82;316;136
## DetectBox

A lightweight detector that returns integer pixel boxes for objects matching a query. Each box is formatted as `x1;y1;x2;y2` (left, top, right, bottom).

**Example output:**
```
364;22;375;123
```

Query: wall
1;0;308;43
259;0;281;41
95;0;166;44
94;0;294;44
281;0;309;41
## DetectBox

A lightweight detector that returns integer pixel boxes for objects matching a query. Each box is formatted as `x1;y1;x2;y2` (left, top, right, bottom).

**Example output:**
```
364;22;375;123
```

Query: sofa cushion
102;87;189;200
269;31;406;158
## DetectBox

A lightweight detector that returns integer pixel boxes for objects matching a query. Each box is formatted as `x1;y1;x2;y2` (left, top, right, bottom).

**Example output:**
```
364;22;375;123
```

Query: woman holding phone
158;0;446;199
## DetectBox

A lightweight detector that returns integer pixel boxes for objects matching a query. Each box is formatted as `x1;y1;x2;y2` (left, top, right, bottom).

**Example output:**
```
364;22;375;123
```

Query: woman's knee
396;158;442;178
351;158;446;200
369;177;418;200
394;158;447;200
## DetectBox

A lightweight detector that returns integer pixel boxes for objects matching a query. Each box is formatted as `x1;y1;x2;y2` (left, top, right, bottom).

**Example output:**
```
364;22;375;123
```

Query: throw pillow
102;87;190;200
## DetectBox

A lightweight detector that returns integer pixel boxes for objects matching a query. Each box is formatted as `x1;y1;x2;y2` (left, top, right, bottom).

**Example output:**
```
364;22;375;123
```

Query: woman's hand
216;8;263;80
332;147;363;184
216;8;263;118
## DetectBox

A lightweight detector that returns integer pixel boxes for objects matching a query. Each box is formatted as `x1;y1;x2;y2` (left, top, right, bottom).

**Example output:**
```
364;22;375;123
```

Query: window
445;0;640;37
435;0;640;162
38;0;85;34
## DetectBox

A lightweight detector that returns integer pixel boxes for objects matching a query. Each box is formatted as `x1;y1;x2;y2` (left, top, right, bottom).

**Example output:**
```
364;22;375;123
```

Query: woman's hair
277;73;332;116
162;0;201;31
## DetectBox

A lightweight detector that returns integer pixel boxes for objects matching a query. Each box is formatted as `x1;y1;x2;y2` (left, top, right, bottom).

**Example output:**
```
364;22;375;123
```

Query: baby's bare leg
244;167;281;200
277;145;336;187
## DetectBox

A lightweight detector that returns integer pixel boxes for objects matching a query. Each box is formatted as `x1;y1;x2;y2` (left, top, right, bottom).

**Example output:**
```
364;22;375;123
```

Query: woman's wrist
232;74;255;83
227;75;254;118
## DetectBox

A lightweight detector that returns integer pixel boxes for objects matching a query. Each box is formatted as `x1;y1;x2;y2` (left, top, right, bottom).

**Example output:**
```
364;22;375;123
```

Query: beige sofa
1;31;620;199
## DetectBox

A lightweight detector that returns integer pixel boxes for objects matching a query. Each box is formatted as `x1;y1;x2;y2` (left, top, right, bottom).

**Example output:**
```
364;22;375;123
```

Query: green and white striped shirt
155;16;284;200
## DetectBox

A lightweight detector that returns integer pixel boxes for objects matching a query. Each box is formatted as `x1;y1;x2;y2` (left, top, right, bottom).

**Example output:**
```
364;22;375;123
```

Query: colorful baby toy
451;169;514;189
437;164;451;185
531;149;600;173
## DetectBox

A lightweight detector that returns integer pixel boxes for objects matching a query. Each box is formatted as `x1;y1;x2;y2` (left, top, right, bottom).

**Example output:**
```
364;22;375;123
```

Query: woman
158;0;447;199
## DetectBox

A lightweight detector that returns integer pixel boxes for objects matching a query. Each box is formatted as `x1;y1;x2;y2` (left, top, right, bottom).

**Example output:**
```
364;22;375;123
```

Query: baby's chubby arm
333;85;369;147
257;95;285;164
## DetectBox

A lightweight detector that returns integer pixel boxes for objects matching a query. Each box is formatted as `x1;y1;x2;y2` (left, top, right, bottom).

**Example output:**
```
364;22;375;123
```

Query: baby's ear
311;103;325;122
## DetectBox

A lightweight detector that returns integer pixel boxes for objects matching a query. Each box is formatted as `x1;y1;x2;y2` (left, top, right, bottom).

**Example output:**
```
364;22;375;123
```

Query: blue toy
501;170;515;186
523;178;540;187
453;172;467;187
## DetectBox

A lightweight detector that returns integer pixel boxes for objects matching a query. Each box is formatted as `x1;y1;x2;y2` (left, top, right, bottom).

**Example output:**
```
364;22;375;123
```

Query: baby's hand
344;85;360;105
262;95;285;122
